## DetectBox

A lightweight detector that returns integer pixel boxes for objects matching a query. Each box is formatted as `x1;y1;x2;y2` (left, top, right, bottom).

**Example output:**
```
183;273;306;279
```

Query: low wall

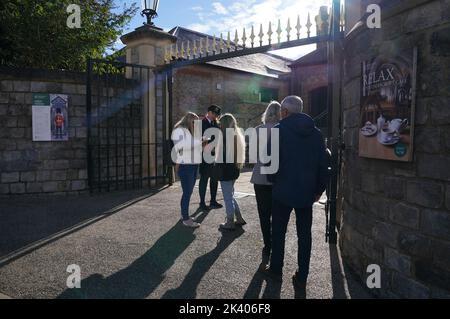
0;68;88;195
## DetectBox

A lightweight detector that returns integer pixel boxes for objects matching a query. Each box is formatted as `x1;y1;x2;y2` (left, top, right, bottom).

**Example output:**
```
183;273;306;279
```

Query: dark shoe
292;272;307;291
199;203;210;211
258;265;282;282
209;201;223;209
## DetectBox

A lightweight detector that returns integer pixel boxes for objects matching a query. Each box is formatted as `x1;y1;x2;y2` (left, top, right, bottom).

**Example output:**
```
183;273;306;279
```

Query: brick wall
291;63;328;115
172;65;290;129
0;68;88;196
341;0;450;298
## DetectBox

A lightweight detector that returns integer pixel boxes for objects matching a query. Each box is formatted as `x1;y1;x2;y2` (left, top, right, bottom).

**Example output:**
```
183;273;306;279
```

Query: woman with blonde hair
250;101;281;266
214;113;247;230
171;112;203;228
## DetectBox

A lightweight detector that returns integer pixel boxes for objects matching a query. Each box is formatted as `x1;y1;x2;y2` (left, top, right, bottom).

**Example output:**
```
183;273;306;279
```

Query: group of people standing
171;96;330;288
171;105;246;230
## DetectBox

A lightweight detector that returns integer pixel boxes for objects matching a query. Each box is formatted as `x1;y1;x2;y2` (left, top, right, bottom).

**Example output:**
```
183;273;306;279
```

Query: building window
260;87;279;103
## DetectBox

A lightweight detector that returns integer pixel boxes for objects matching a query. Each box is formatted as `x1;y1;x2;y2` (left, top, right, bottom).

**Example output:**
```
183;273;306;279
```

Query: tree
0;0;138;71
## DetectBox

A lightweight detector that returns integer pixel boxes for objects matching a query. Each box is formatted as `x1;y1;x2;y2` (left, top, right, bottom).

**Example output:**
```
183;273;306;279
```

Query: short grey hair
281;96;304;114
262;101;281;124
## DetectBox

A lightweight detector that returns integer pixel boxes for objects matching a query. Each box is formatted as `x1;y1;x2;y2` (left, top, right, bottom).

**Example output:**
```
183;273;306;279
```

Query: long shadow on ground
0;188;166;261
162;228;245;299
57;221;196;299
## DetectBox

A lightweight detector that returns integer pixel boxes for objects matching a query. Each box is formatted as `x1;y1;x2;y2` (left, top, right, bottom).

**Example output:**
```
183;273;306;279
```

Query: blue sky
115;0;333;60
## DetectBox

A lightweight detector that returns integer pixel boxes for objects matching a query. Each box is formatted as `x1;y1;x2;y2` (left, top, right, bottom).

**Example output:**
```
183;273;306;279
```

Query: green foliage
0;0;138;71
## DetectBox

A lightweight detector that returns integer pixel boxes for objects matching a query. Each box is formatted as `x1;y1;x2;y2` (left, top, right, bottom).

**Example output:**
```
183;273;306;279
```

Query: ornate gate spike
340;4;345;32
296;15;301;39
193;40;198;57
186;41;191;59
234;30;239;50
277;19;282;44
205;36;209;56
180;42;185;59
259;24;264;46
242;28;247;48
250;25;255;48
268;21;273;45
169;44;174;61
306;13;312;38
212;35;217;54
199;38;203;56
227;31;231;52
219;33;224;52
286;18;292;42
175;43;179;59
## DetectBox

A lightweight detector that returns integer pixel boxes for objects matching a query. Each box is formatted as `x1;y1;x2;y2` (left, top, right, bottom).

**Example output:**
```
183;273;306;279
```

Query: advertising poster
32;94;69;141
359;48;417;162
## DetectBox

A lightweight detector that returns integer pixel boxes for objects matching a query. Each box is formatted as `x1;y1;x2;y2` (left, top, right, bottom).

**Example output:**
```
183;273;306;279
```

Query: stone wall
340;0;450;298
0;68;89;196
172;64;290;129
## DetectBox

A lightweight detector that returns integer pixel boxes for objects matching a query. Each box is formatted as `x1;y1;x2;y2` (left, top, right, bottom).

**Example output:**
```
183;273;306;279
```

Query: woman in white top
171;112;203;228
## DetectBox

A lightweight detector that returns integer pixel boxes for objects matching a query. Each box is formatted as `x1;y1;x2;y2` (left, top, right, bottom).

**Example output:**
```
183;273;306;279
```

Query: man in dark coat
261;96;329;290
199;104;223;210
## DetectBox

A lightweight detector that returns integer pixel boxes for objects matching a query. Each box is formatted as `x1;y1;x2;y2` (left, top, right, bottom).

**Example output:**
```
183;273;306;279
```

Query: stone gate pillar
121;25;176;184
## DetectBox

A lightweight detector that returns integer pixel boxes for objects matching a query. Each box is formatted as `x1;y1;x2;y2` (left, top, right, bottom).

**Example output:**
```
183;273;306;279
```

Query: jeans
199;170;218;205
220;180;240;219
270;199;313;282
178;164;199;221
254;184;273;255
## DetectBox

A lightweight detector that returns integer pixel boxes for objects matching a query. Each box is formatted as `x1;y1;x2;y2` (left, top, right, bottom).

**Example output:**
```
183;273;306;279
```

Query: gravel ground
0;172;372;299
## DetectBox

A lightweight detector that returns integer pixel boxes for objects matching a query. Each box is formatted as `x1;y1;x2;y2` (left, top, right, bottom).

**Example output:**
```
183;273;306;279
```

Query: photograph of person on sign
50;94;69;141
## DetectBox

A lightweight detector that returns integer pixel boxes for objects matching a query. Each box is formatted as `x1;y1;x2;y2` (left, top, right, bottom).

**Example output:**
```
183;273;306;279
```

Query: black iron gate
86;59;169;192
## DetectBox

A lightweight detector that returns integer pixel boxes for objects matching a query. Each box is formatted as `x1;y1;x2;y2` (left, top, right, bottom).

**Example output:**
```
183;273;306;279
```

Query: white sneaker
183;219;200;228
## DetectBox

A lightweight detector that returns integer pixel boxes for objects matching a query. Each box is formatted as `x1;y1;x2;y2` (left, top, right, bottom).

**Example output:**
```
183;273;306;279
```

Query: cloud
186;23;212;34
212;2;228;15
191;6;203;12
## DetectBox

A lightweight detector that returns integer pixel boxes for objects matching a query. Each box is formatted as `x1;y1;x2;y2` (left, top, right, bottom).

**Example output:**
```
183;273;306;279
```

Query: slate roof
169;26;292;78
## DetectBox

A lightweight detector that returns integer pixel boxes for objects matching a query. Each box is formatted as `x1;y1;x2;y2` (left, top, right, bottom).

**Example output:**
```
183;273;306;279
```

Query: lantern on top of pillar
141;0;160;26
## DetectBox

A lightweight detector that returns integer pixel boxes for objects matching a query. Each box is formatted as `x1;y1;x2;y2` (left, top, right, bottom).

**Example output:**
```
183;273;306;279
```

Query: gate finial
268;21;273;45
193;39;198;57
205;36;209;56
219;33;224;53
186;41;191;59
242;28;247;48
212;35;217;54
277;19;282;44
306;13;312;38
250;25;255;48
259;24;264;46
234;30;239;50
286;18;292;42
227;31;231;52
296;15;301;39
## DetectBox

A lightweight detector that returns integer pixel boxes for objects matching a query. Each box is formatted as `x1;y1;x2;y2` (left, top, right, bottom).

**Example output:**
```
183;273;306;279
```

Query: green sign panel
32;93;50;106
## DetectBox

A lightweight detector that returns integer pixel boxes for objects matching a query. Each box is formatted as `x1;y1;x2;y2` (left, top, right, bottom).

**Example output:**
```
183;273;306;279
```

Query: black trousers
271;199;313;282
254;184;273;254
199;164;218;205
